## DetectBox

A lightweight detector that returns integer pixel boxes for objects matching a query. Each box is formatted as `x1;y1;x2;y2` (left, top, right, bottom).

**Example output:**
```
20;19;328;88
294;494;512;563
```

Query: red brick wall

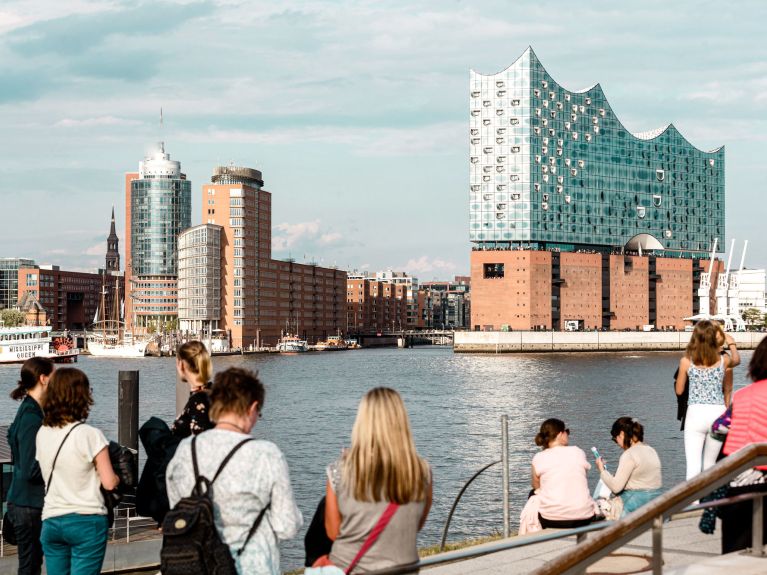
559;253;602;330
655;257;693;329
609;255;649;330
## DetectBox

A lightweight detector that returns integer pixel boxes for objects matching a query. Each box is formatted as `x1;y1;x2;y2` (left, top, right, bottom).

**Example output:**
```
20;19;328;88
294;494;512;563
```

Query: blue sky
1;0;765;277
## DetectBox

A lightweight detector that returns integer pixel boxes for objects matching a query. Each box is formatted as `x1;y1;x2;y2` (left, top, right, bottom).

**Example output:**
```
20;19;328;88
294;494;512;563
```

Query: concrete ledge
455;331;766;353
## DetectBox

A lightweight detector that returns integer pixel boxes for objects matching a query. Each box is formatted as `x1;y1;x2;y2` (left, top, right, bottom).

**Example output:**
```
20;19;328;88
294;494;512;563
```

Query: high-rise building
105;207;120;273
178;224;222;335
0;258;35;310
346;272;407;334
124;143;191;332
202;166;346;347
469;48;725;331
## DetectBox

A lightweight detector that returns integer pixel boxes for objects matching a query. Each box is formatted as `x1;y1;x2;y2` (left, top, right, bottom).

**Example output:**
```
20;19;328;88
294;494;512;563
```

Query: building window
483;263;505;279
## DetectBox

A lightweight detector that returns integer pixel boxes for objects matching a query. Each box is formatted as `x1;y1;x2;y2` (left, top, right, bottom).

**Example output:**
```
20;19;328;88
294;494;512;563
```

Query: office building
178;224;222;335
422;277;471;329
0;258;35;311
124;142;191;332
470;48;725;330
202;166;346;347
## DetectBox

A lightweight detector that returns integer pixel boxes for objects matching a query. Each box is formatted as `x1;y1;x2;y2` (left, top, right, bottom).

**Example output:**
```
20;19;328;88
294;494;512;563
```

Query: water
0;348;754;570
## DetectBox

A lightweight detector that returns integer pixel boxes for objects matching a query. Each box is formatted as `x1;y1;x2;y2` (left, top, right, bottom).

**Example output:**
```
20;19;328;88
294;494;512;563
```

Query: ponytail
535;418;566;449
11;357;54;401
611;416;644;449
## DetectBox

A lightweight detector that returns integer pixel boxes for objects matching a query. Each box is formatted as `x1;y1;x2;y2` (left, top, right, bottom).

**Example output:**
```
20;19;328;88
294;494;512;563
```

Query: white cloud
272;220;321;251
85;243;105;256
55;116;144;128
402;255;457;276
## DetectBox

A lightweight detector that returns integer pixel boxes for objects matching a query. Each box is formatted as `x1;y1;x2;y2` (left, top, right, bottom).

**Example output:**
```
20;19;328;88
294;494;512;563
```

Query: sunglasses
564;428;571;436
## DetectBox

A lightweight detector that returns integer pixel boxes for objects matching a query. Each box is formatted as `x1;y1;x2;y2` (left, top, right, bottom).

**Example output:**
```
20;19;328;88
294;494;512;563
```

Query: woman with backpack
7;357;54;575
36;368;120;575
309;387;432;574
165;367;302;575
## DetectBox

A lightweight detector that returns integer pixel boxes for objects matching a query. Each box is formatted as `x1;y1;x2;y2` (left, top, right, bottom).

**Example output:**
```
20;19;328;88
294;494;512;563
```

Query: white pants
684;403;726;481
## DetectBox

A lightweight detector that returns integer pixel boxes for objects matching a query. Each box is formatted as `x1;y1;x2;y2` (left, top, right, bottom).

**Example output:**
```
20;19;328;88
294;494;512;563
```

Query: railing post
752;494;764;556
652;515;663;575
502;414;510;538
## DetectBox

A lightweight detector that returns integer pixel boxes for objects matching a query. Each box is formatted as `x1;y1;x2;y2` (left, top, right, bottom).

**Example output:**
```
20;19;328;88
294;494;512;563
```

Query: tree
0;308;26;327
742;307;764;328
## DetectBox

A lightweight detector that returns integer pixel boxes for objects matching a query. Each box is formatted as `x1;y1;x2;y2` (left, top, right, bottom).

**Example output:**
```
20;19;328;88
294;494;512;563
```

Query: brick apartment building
187;166;345;348
346;273;407;334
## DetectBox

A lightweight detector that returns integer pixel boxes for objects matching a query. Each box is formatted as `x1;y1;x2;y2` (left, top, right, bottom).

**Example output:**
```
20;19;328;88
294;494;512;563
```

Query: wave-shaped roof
471;47;723;154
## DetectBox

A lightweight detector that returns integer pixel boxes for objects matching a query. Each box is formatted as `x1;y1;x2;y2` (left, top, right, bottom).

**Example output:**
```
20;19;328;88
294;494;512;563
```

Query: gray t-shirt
327;458;430;573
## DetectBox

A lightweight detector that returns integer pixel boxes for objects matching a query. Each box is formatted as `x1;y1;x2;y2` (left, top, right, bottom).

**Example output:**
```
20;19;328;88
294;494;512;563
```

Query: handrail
364;493;767;574
439;459;501;551
365;521;613;575
532;442;767;575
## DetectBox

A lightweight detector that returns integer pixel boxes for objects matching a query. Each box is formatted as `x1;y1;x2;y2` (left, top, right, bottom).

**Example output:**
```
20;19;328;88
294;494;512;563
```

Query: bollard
502;414;510;538
118;371;139;453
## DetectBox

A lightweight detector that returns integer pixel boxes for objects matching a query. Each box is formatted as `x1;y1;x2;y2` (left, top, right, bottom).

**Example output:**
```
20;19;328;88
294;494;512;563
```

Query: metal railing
363;444;767;575
533;442;767;575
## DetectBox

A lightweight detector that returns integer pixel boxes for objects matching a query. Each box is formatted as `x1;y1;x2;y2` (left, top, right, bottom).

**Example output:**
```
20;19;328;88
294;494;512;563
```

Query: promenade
454;330;766;353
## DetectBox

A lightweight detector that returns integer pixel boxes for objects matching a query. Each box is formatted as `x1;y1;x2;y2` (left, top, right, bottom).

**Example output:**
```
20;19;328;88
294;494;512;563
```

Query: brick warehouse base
470;250;722;332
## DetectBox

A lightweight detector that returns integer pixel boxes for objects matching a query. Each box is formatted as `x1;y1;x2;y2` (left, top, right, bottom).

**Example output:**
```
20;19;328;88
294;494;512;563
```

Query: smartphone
591;446;601;460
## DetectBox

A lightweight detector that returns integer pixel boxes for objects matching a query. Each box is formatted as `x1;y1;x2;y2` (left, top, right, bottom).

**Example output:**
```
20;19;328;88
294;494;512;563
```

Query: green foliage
0;308;26;327
742;307;765;327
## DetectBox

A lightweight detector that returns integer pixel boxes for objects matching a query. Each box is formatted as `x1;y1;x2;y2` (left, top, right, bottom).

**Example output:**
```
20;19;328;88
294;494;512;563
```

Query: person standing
36;368;119;575
7;357;54;575
675;320;739;480
166;367;302;575
172;340;214;438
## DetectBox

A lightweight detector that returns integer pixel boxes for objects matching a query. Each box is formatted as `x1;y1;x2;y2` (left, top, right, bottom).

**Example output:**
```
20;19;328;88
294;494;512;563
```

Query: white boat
0;326;80;364
86;277;147;358
86;335;147;358
276;334;309;353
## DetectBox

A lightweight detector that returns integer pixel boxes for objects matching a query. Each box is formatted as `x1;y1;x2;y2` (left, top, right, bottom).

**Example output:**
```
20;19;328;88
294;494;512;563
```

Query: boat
85;277;148;358
344;338;361;350
0;326;80;364
276;334;309;353
314;335;349;351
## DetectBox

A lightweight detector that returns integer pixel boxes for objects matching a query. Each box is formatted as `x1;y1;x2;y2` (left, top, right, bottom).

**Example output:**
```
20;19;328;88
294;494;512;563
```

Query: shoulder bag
305;501;400;575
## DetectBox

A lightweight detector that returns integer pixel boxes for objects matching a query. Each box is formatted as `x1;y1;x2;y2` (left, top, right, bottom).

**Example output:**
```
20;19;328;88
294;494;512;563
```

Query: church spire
106;206;120;272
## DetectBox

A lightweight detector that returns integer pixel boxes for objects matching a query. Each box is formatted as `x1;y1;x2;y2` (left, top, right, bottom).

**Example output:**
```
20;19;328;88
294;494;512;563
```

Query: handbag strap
345;502;399;575
45;422;84;496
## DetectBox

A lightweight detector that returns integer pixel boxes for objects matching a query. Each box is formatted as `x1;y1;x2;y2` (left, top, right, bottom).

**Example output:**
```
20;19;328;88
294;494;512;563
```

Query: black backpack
160;435;270;574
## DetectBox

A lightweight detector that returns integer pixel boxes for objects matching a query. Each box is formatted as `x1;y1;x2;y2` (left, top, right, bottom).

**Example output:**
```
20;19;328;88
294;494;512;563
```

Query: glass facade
0;258;36;310
178;224;222;332
131;179;192;276
469;48;724;256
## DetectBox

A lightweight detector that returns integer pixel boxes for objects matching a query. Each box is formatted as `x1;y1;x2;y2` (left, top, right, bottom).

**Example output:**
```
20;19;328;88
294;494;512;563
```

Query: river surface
0;347;754;571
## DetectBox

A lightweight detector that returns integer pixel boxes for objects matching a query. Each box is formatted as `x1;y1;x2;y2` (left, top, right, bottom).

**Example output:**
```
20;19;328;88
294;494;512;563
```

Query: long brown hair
535;418;566;449
43;368;93;427
11;357;54;401
343;387;429;504
686;320;724;367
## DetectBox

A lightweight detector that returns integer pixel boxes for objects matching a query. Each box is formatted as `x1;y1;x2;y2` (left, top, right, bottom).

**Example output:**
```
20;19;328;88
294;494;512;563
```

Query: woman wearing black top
7;357;54;575
172;341;214;438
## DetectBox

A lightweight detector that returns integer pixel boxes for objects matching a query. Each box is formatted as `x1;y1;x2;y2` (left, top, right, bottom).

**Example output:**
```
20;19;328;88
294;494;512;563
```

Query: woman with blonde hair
172;340;214;438
675;320;739;480
313;387;432;573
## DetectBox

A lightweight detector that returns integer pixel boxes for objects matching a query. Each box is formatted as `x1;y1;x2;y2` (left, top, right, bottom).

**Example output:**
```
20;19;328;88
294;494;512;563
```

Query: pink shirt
532;445;595;521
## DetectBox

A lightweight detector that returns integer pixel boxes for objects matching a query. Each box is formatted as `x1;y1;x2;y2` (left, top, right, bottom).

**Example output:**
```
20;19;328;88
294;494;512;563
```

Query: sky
0;0;765;278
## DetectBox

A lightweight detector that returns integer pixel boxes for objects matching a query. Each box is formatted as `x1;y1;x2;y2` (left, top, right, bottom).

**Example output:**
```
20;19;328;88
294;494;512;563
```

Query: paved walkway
422;513;760;574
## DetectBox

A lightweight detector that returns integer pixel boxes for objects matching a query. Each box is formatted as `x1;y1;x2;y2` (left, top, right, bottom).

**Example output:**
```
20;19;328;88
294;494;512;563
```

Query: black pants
720;483;767;554
538;513;595;529
8;503;43;575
